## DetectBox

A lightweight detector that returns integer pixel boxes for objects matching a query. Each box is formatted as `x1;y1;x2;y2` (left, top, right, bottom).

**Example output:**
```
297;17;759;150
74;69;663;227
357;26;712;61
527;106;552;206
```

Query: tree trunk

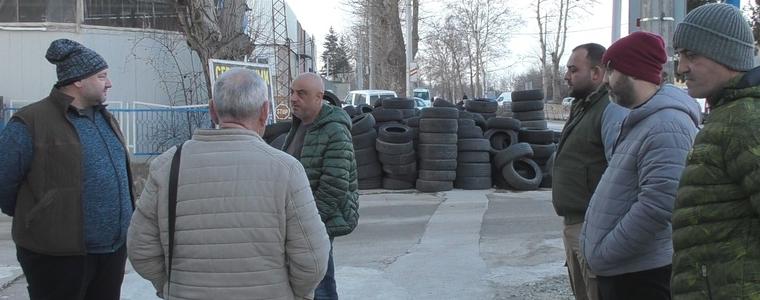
370;0;406;95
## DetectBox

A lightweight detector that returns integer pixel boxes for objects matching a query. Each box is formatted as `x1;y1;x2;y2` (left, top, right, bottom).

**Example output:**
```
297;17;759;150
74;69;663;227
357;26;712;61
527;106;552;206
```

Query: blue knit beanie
45;39;108;87
673;3;755;71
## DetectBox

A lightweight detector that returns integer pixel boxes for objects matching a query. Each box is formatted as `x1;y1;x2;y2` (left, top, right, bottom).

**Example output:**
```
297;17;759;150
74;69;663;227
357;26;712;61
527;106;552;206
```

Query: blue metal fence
1;106;212;156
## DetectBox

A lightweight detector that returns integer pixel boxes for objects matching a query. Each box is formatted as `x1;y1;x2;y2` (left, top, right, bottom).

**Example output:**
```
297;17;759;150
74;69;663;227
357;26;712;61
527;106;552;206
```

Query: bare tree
534;0;594;102
172;0;254;98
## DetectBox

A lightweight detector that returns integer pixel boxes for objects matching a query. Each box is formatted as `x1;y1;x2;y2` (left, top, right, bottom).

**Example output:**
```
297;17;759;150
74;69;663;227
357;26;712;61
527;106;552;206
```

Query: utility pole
367;0;373;90
612;0;621;42
405;0;413;97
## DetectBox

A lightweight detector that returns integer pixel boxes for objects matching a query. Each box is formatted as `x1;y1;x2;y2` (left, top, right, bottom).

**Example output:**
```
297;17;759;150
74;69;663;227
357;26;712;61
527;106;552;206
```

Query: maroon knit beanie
602;31;667;85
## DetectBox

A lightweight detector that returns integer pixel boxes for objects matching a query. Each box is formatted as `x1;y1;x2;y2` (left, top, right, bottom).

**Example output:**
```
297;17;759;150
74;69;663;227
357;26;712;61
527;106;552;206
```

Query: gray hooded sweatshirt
580;84;700;276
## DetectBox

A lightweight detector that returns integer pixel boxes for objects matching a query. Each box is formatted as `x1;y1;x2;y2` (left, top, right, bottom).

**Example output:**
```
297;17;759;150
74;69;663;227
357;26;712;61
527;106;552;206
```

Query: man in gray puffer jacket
580;32;700;300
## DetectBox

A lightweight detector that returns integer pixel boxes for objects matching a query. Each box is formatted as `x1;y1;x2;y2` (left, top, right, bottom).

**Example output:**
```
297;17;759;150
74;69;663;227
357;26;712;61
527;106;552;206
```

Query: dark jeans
314;240;338;300
16;245;127;300
597;265;671;300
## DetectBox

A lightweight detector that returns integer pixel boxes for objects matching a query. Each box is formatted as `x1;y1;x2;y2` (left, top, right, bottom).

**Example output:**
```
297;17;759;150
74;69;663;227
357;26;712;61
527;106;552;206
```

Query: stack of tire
376;123;417;190
372;98;416;129
485;117;542;191
405;116;421;149
454;114;492;190
351;113;383;189
511;89;548;130
416;107;459;192
464;98;499;120
519;129;556;188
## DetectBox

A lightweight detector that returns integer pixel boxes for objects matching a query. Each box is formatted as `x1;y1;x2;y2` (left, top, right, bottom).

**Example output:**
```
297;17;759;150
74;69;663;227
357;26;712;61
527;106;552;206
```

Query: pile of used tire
416;104;459;192
518;129;556;188
351;113;383;189
376;123;417;190
454;112;492;189
511;89;547;130
485;116;542;191
465;98;499;120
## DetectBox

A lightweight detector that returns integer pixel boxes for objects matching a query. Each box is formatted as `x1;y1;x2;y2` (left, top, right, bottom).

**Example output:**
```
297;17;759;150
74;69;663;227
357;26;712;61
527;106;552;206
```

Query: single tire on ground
501;158;542;190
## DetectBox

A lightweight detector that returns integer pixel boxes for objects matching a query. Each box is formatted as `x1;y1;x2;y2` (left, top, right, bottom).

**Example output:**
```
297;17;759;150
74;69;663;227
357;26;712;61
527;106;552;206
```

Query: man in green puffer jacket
283;72;359;300
672;4;760;299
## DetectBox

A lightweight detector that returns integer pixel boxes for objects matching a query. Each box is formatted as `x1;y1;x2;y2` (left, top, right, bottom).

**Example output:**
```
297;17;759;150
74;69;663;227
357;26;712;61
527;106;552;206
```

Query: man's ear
209;99;219;125
592;65;605;82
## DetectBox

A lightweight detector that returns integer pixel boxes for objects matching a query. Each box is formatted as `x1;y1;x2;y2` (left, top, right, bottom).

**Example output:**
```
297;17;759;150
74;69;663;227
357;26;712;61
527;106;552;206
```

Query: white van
496;92;512;103
343;90;397;107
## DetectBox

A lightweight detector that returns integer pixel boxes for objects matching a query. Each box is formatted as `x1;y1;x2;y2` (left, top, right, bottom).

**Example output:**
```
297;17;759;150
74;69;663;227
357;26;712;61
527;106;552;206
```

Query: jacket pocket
24;189;60;228
701;265;714;300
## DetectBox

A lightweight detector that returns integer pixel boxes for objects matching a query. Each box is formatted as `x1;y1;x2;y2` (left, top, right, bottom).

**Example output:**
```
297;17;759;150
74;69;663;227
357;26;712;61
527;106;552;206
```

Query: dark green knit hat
673;3;755;71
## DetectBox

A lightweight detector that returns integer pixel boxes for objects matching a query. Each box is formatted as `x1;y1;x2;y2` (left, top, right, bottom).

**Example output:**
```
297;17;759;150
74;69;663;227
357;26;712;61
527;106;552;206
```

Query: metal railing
1;103;212;156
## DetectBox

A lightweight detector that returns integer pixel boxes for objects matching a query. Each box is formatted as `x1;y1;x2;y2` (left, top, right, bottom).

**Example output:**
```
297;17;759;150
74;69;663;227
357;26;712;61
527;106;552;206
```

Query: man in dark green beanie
671;3;760;299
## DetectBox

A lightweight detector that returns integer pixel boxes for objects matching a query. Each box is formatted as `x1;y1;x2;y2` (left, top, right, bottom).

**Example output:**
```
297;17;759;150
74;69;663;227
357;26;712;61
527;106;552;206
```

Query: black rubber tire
378;124;413;143
456;162;492;177
375;140;414;155
458;125;484;139
553;131;562;144
357;162;382;179
458;111;475;120
405;116;420;127
433;99;456;107
385;172;419;182
492;143;534;170
418;170;457;181
486;117;521;131
465;99;498;113
351;113;376;135
419;118;458;133
264;121;293;142
352;130;378;150
420;107;459;119
472;113;487;131
343;106;359;117
419;132;458;144
418;143;458;159
382;161;417;175
457;151;490;163
519;129;555;144
382;98;415;109
383;178;416;190
539;173;553;188
358;176;383;190
416;179;453;192
378;151;416;165
354;147;378;166
543;152;556;174
454;176;493;190
457;138;491;152
400;109;416;119
502;158;542;190
513;110;546;121
418;159;458;171
531;143;557;159
511;89;544;102
269;133;287;150
373;121;402;130
372;109;404;122
357;104;374;114
510;100;545;112
457;119;475;128
521;120;549;130
484;129;519;152
481;112;497;120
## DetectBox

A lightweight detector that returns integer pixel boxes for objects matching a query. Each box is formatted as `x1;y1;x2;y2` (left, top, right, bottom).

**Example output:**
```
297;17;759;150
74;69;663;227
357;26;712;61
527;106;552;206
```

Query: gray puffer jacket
580;85;700;276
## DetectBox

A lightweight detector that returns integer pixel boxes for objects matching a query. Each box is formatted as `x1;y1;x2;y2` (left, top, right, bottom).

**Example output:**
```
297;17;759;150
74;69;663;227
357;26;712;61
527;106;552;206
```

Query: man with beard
580;31;700;300
553;43;627;300
671;4;760;299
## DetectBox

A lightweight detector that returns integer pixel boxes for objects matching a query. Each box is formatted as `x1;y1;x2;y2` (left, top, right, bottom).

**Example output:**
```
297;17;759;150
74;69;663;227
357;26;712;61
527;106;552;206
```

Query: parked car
413;88;431;103
343;90;397;107
562;97;574;106
413;97;429;108
496;92;512;103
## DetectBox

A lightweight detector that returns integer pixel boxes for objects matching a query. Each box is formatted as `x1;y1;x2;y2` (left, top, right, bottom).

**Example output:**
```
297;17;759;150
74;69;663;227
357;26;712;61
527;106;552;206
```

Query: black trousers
16;245;127;300
597;265;672;300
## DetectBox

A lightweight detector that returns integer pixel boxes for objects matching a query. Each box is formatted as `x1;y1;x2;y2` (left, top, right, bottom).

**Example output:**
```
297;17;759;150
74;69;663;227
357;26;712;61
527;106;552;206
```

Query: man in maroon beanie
579;31;701;300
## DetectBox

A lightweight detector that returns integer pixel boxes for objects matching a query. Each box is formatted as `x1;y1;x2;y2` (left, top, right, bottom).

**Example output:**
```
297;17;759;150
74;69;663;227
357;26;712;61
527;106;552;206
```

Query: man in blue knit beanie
0;38;134;300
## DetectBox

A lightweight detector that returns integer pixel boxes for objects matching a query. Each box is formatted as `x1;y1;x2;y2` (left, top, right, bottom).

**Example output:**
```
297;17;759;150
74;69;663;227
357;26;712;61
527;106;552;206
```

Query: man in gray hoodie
579;32;700;300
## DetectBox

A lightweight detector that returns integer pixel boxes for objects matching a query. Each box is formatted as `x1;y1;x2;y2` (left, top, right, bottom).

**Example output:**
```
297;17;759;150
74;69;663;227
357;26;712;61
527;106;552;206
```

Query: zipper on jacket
701;265;713;300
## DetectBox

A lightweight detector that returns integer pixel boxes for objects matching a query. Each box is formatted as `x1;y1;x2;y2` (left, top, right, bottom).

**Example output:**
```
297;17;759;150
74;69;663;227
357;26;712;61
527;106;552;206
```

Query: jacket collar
711;66;760;109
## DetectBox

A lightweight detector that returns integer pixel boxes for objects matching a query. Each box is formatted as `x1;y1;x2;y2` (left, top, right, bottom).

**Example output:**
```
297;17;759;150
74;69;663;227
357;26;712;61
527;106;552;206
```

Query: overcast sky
285;0;752;80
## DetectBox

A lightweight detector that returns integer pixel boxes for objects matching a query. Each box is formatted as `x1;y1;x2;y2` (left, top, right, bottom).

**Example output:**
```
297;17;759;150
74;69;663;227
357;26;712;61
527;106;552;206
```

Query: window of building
0;0;77;23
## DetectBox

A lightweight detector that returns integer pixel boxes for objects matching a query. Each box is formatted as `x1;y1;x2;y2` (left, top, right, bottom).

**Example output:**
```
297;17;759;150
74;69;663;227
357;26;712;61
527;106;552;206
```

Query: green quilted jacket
672;68;760;300
283;104;359;237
